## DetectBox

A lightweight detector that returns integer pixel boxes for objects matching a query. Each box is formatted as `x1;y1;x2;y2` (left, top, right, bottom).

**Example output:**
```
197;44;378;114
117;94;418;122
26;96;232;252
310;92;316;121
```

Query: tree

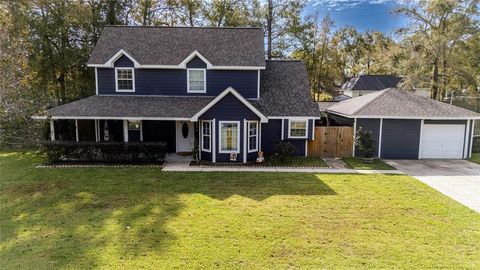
395;0;479;99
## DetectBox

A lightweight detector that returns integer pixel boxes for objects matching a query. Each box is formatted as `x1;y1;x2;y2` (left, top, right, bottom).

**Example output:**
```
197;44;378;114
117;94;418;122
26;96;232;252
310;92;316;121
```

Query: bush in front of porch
42;141;166;164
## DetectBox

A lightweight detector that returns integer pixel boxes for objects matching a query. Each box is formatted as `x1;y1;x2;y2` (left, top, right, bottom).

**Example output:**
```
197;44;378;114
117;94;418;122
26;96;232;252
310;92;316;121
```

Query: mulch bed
189;161;330;169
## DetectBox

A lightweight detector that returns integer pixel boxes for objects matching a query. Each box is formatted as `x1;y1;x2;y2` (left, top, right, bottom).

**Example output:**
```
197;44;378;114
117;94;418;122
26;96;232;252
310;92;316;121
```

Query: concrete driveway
386;160;480;213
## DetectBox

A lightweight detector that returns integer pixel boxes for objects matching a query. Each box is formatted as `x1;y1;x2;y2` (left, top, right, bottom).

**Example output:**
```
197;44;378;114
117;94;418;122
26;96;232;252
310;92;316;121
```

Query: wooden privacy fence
308;126;354;158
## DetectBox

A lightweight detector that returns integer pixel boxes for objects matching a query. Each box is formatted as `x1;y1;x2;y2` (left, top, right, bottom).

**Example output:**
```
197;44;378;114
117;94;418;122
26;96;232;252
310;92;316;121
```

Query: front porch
48;118;197;155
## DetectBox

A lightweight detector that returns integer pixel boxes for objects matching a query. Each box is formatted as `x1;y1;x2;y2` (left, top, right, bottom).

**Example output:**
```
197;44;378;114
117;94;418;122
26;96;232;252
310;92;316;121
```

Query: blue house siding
381;119;421;159
199;93;260;162
355;119;380;157
96;55;258;98
261;120;282;154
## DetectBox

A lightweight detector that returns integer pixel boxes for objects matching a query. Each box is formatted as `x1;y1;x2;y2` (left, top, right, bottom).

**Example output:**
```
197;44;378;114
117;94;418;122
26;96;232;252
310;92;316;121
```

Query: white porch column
94;120;99;142
212;118;216;163
243;119;247;163
123;120;129;142
140;120;143;142
50;119;55;141
75;119;79;142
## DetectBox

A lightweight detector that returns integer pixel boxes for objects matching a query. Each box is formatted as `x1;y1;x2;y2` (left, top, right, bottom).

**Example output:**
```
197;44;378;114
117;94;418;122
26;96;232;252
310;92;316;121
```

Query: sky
306;0;409;34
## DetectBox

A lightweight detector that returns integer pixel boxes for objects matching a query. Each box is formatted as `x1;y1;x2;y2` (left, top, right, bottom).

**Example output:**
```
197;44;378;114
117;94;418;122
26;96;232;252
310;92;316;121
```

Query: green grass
1;151;479;269
343;157;396;170
469;153;480;165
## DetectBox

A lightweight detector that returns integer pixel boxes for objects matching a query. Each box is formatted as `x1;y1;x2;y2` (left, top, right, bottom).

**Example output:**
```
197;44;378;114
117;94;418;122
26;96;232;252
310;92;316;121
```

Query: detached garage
326;88;479;159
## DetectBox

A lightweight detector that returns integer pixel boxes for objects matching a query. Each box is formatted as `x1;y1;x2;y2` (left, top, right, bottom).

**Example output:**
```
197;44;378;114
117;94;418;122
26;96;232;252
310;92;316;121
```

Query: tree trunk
266;0;273;59
107;0;116;25
431;59;439;100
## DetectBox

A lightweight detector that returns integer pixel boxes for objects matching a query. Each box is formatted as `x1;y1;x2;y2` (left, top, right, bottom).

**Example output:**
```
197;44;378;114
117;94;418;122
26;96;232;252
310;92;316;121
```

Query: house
37;26;319;163
342;75;402;97
322;88;479;159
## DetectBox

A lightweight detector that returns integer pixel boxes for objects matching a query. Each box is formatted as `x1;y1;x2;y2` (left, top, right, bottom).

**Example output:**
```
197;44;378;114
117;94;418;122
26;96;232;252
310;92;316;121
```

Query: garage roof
327;88;480;119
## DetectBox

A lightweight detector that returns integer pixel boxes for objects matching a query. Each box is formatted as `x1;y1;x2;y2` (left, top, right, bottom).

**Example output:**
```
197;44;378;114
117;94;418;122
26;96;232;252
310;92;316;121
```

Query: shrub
274;140;296;162
355;127;375;158
41;141;167;163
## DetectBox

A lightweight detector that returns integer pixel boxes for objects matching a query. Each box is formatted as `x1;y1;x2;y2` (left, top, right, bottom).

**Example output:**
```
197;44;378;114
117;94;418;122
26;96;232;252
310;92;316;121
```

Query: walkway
163;154;403;174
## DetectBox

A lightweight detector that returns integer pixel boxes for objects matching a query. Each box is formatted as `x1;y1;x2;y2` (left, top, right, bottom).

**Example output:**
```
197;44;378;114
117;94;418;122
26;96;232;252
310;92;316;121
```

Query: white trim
281;119;284;140
257;70;260;99
327;111;480;120
312;121;315;140
123;120;128;142
191;87;268;123
464;120;471;159
140;120;143;142
201;120;212;152
95;68;98;95
352;118;357;156
247;120;259;153
50;119;55;141
115;67;135;92
187;68;206;93
35;116;191;121
259;122;262;152
469;120;475;158
75;119;79;142
268;116;320;120
218;121;241;154
378;118;383;158
418;119;424;159
87;49;265;70
305;140;308;157
243;120;247;163
212;119;216;162
288;119;308;139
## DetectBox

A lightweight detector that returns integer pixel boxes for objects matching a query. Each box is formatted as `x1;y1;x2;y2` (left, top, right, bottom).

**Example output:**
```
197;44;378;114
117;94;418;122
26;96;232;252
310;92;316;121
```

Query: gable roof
88;26;265;68
252;60;319;117
327;88;480;119
191;87;268;122
342;75;402;91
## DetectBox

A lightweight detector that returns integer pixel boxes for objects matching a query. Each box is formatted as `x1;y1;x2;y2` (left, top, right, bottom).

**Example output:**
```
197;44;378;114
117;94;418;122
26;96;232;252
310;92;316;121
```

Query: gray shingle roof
46;95;214;119
342;75;402;91
252;60;319;116
88;26;265;67
328;88;480;119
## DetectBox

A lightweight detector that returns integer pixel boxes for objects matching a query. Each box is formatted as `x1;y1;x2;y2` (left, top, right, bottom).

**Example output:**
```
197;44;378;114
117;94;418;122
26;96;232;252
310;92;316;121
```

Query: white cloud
311;0;398;10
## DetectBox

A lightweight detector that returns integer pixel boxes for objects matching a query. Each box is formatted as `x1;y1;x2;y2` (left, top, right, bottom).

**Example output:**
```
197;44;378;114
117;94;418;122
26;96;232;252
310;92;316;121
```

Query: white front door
176;121;194;153
420;124;465;159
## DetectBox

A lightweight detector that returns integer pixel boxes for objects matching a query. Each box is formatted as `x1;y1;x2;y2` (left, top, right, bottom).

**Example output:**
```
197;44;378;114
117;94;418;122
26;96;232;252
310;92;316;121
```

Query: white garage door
420;124;465;159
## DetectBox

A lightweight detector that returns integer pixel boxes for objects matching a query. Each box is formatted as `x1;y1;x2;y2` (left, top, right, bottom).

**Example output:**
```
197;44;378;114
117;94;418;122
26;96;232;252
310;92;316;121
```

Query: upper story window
115;68;135;92
187;68;206;93
289;119;308;138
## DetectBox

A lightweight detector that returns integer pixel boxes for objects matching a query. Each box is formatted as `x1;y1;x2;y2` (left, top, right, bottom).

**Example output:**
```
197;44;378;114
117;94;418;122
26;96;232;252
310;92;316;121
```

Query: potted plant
355;127;376;163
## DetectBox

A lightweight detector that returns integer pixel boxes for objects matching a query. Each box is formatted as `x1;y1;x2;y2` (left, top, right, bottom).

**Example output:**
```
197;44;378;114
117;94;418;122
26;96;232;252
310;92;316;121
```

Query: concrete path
386;160;480;213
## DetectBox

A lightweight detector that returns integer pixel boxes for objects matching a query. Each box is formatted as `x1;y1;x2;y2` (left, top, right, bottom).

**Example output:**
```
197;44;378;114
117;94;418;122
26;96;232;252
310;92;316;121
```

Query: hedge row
42;141;167;163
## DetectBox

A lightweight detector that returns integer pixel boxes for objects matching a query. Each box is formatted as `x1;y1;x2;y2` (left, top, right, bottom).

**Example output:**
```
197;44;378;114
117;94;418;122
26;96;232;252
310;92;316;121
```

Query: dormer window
187;68;206;93
115;68;135;92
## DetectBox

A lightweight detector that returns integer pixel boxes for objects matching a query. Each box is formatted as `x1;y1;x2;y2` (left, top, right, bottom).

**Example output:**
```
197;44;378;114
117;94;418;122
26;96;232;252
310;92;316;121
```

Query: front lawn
469;153;480;165
1;151;479;269
343;157;396;170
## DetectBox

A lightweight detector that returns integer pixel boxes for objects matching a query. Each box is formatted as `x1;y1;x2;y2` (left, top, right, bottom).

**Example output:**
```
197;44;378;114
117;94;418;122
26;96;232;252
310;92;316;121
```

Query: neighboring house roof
333;94;351;102
342;75;402;91
44;95;214;119
88;26;265;68
327;88;480;119
318;102;337;112
252;60;319;117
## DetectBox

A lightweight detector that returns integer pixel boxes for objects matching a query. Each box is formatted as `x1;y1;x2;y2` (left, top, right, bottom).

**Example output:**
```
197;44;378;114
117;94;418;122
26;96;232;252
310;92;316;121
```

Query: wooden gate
308;126;354;158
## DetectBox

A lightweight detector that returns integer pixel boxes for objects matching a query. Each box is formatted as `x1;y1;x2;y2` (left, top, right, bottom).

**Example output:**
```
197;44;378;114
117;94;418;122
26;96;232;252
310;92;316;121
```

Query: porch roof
43;95;214;119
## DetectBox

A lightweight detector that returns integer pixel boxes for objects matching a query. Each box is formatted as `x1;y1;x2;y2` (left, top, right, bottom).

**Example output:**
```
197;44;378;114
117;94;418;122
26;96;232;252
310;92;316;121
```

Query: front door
175;121;194;153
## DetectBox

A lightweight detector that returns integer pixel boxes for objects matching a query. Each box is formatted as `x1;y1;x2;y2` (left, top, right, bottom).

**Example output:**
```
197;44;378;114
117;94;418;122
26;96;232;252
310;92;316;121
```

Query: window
289;120;307;138
128;120;141;130
201;121;211;152
187;68;206;93
247;121;258;152
219;121;239;153
116;68;134;92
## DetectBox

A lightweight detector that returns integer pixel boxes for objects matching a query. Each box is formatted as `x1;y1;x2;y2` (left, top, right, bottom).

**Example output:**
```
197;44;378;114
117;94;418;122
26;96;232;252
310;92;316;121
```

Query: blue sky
306;0;408;34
